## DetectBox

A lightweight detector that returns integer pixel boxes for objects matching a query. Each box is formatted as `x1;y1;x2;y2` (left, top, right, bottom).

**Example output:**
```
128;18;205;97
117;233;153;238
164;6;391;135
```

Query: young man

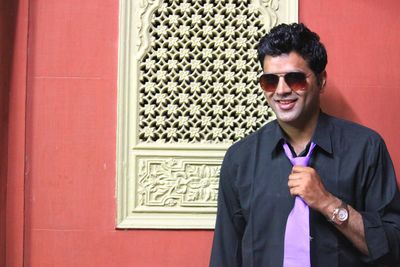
210;23;400;266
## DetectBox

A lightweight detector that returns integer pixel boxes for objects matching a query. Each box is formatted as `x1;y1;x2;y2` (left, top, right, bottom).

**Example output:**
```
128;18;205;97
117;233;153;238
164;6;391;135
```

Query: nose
274;76;292;95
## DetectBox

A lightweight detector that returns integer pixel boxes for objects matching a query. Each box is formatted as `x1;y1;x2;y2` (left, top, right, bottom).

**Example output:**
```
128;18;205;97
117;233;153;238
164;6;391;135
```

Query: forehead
262;52;311;73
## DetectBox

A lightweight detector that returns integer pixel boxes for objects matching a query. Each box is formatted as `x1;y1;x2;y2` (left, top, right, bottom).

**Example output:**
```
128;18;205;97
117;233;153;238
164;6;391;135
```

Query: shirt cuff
360;211;389;262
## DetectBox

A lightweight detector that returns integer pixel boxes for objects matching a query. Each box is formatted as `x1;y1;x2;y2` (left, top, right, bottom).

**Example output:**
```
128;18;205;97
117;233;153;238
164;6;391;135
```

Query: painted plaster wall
0;1;13;264
2;0;400;266
1;0;28;266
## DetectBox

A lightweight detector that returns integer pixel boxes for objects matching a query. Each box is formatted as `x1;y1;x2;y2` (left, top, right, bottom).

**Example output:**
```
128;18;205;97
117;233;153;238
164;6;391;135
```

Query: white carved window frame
117;0;298;229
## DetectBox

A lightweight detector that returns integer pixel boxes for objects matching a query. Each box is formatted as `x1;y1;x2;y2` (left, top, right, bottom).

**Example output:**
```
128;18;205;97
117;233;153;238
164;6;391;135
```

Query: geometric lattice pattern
138;0;276;143
117;0;297;228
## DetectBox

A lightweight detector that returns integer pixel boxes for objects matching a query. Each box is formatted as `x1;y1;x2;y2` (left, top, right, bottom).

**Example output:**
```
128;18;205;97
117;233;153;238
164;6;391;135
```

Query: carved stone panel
137;157;220;208
117;0;298;228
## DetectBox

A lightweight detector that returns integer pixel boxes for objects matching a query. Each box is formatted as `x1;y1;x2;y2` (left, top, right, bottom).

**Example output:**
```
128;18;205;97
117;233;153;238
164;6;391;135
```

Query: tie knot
291;156;309;167
282;142;316;167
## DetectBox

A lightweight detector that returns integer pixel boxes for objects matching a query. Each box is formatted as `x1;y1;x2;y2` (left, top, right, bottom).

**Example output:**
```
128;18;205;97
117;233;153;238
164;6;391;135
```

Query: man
210;23;400;266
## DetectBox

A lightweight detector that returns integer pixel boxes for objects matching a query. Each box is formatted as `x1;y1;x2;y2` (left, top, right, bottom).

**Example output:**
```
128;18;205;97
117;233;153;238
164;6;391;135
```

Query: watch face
338;208;349;222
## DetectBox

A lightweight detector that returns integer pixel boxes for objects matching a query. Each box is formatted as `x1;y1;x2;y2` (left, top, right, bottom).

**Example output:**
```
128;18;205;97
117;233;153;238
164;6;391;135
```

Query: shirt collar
311;112;333;154
270;121;286;155
269;111;333;155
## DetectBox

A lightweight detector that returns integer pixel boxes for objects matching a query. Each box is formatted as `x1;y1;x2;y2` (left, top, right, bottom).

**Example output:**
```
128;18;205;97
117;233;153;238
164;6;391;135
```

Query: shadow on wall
320;82;360;123
0;0;19;265
321;82;400;187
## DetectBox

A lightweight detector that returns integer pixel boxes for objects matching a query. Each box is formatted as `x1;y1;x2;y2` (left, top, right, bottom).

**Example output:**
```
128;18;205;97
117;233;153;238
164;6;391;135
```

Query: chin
274;111;301;124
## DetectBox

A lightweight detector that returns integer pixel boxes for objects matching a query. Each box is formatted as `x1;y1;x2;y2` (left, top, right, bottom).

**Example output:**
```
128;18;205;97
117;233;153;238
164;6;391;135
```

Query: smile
275;99;297;110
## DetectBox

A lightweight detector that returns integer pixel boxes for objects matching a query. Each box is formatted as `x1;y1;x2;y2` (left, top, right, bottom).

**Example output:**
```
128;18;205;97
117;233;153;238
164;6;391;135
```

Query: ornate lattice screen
117;0;298;229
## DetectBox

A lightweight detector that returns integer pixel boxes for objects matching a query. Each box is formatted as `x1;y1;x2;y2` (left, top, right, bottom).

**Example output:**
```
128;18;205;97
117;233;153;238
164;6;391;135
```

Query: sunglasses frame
259;72;311;92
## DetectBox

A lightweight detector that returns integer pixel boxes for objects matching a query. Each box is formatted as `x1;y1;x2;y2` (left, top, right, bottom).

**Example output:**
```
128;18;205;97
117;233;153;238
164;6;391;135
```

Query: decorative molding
119;154;222;229
258;0;279;30
137;158;220;208
117;0;298;229
137;0;162;59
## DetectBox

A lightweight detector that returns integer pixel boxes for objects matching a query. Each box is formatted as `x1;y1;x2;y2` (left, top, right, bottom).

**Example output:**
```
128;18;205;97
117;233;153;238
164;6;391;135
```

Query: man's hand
287;166;369;255
288;166;336;212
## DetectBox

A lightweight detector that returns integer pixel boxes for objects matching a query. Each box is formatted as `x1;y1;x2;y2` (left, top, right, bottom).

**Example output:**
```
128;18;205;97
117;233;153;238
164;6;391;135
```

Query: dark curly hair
257;23;328;75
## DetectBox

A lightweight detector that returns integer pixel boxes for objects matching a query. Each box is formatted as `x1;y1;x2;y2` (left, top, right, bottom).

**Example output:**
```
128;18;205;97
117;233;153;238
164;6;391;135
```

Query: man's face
262;51;325;128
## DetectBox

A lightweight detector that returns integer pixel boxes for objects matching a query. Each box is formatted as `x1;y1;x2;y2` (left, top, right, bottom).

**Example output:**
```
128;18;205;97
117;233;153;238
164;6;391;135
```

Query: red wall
3;0;400;266
24;0;213;266
1;0;28;266
303;1;400;177
0;1;12;264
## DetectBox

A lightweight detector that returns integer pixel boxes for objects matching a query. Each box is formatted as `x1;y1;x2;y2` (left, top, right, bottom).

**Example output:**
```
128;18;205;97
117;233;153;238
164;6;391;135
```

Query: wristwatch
330;201;349;225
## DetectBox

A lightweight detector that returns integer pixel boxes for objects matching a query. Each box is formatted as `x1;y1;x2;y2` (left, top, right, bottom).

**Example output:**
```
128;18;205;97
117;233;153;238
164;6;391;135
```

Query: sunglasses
259;72;309;92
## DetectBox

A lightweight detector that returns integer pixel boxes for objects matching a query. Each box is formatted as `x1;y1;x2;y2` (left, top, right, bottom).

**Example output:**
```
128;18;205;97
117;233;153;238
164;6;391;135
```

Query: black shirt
210;112;400;267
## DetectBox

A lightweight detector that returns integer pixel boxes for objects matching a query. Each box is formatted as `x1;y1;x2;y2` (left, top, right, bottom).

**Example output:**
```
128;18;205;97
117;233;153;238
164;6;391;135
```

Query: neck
279;110;320;155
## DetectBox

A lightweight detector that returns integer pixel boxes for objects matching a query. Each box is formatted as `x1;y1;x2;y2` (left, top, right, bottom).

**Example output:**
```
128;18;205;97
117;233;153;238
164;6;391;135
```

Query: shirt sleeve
360;135;400;265
209;147;246;267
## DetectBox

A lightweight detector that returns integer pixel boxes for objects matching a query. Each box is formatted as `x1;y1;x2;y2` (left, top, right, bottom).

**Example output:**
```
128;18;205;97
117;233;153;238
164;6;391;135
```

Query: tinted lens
259;72;308;92
259;74;279;92
284;72;307;91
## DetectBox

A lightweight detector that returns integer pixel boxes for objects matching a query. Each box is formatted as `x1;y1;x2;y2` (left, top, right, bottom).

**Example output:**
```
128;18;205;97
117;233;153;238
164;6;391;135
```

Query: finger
288;180;296;188
288;178;303;189
292;166;310;173
288;173;303;180
289;186;302;197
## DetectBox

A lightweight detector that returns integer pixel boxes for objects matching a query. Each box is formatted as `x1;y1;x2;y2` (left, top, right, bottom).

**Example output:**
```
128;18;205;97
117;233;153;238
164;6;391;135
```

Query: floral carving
138;158;220;208
137;0;162;59
259;0;280;29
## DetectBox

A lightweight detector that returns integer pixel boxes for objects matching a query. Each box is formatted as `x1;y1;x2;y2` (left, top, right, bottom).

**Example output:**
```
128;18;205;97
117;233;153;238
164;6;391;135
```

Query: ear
318;70;327;92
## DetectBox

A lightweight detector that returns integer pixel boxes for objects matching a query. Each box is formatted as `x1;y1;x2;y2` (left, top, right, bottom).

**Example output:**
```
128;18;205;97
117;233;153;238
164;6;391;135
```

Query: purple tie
282;142;316;267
